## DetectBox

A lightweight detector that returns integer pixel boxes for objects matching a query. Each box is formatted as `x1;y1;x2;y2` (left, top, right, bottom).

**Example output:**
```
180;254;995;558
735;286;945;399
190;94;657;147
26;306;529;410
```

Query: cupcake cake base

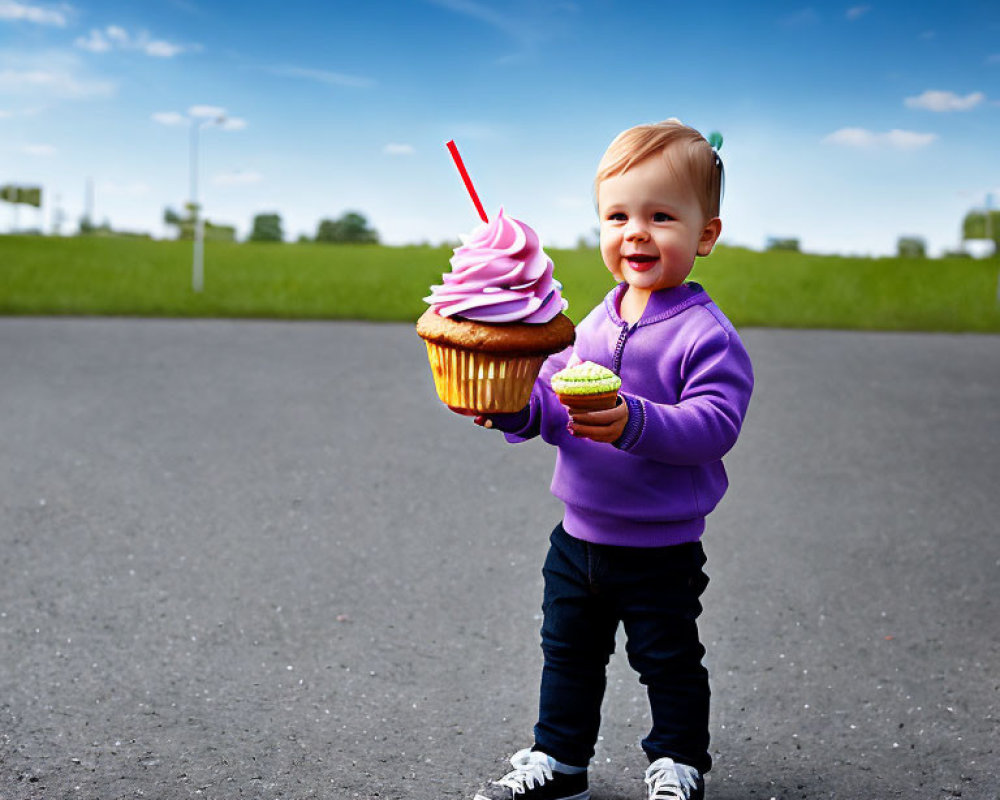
555;390;620;412
417;309;575;414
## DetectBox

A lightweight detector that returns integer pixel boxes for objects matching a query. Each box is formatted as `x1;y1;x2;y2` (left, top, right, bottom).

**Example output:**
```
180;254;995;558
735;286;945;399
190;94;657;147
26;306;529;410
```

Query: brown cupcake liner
555;391;620;412
423;341;544;414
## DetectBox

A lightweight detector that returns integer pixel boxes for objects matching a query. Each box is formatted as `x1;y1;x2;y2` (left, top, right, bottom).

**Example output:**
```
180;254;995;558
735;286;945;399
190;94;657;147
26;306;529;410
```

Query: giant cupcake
416;207;575;414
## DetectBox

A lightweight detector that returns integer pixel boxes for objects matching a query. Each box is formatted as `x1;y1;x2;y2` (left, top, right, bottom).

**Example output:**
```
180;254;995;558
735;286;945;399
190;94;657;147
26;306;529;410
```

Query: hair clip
706;131;725;206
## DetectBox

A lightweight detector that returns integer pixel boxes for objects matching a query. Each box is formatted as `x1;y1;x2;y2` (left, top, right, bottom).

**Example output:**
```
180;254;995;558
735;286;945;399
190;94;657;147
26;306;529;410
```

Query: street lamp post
988;194;1000;305
188;112;226;293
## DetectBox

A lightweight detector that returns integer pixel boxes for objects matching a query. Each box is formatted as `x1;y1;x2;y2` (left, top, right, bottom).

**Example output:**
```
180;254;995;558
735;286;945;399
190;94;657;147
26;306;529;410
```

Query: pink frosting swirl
424;207;568;323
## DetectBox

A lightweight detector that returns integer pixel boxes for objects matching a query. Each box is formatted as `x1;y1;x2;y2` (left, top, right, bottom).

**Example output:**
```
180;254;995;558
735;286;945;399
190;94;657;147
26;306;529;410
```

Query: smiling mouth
624;254;658;271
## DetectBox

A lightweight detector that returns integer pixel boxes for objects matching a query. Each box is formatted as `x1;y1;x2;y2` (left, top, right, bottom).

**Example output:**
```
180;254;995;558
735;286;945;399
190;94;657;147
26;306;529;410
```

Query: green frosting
550;361;622;395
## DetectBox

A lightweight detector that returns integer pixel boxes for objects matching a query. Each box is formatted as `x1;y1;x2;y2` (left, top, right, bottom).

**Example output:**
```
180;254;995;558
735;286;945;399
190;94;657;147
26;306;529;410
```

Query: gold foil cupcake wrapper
423;341;544;414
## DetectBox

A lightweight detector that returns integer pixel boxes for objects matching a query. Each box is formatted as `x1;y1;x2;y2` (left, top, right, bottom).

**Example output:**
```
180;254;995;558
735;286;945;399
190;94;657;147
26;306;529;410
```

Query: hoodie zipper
611;320;638;375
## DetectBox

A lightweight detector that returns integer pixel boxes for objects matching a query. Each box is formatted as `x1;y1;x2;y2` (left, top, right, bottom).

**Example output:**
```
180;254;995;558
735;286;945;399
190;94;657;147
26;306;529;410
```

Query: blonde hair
595;118;723;219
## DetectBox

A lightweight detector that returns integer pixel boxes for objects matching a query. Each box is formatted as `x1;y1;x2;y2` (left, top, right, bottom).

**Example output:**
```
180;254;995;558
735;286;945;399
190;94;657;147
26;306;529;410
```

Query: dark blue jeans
534;523;712;774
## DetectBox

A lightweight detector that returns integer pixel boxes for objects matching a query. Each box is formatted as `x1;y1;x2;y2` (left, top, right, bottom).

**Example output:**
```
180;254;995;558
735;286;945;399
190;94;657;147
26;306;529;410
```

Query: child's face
597;151;721;295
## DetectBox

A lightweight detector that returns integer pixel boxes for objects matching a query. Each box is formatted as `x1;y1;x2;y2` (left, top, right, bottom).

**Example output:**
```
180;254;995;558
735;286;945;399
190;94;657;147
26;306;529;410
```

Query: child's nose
625;221;649;241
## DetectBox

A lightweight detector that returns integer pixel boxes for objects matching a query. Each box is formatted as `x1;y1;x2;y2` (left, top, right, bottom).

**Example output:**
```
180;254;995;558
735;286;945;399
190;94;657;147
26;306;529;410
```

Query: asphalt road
0;318;997;800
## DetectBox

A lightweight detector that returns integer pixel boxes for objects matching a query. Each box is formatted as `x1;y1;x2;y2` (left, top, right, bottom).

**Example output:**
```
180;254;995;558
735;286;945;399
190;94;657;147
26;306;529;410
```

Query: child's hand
444;406;495;427
567;400;628;444
471;406;531;432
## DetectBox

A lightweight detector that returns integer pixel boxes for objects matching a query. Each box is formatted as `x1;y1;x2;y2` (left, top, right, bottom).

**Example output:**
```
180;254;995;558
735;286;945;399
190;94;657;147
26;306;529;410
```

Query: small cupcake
417;208;574;414
551;361;621;411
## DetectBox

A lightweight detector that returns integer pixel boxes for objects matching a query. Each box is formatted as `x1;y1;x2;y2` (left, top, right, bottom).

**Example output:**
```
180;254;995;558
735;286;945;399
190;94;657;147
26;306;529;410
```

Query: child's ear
697;217;722;257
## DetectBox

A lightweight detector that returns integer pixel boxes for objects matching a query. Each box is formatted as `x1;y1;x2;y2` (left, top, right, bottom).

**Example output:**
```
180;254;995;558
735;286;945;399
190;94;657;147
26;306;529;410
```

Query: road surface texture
1;318;997;800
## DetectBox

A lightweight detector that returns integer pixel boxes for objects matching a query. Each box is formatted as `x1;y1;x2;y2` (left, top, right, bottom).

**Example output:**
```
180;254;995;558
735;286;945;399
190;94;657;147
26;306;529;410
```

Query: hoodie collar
604;281;709;327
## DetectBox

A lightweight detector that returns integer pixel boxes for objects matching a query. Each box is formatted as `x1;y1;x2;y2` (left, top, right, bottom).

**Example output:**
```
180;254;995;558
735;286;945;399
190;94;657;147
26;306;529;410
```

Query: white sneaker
644;757;704;800
474;748;590;800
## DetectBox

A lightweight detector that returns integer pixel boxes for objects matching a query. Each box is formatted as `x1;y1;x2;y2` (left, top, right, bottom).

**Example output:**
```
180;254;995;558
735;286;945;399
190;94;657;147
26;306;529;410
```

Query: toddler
469;119;754;800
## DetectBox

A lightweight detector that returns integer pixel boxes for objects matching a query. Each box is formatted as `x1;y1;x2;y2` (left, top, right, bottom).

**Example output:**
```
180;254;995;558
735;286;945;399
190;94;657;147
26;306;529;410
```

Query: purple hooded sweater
500;281;754;548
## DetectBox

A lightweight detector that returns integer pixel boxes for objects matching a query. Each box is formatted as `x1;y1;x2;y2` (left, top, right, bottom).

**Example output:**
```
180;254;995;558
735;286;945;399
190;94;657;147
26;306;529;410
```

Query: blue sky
1;0;998;255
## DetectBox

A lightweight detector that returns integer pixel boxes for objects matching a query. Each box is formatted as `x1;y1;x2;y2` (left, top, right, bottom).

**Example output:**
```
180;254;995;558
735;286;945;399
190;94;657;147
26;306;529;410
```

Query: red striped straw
446;139;488;224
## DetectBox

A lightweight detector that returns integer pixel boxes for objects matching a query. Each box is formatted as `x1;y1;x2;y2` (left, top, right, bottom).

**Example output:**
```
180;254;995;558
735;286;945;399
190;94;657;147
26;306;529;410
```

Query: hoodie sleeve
615;321;753;465
499;345;574;443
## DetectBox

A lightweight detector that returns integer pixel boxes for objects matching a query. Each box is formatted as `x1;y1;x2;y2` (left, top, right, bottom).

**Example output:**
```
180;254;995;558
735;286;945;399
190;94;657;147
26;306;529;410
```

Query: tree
78;217;111;236
250;213;283;242
962;209;999;257
766;237;800;252
0;184;42;207
163;206;236;242
2;184;42;232
897;236;926;259
315;211;378;244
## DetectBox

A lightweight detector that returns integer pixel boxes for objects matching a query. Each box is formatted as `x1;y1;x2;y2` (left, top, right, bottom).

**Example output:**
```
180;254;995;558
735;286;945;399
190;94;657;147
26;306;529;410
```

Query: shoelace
492;749;554;795
644;757;699;800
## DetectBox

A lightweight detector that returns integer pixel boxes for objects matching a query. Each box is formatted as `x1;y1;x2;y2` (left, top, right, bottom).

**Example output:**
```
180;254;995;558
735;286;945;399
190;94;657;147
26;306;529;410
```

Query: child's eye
652;212;674;222
607;212;627;221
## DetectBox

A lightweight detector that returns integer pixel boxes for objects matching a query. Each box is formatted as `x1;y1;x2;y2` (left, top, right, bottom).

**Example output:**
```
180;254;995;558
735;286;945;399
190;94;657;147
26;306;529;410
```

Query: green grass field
2;234;999;332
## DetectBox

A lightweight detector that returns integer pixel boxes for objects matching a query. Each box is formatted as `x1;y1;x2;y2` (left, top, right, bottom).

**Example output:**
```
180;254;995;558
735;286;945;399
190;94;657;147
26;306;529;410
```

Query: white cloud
268;65;375;89
143;39;184;58
0;0;68;26
427;0;530;39
22;142;56;156
383;143;415;156
426;0;544;61
75;29;111;53
846;5;870;20
822;127;937;149
882;129;938;149
823;128;877;147
904;89;985;112
212;170;262;187
152;111;186;126
154;109;246;129
0;66;115;98
189;104;225;118
75;25;192;58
